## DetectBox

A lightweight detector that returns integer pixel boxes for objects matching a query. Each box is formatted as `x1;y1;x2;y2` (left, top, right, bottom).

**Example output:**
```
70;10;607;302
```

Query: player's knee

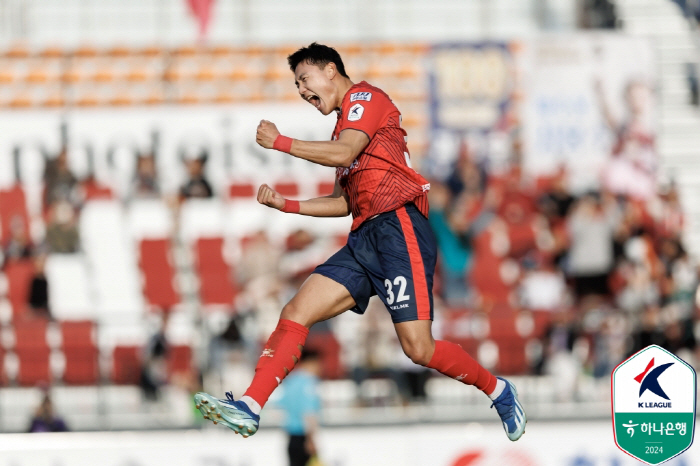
402;342;433;366
280;301;304;324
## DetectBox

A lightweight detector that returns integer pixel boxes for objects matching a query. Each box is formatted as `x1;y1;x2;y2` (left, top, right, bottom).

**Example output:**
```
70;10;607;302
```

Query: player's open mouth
306;95;321;109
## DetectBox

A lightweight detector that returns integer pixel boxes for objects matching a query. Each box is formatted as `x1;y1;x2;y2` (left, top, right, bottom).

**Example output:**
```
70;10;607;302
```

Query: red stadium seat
229;182;256;199
4;259;34;318
0;185;30;247
195;238;235;306
82;178;113;200
14;320;51;386
273;182;299;197
470;231;511;304
0;346;5;386
15;347;51;386
60;321;99;385
138;239;180;309
317;181;336;196
167;344;192;379
306;332;343;379
112;345;142;385
495;337;528;375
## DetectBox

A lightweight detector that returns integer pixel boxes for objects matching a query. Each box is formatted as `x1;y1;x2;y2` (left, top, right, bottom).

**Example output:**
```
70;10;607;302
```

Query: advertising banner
1;421;697;466
520;34;657;195
0;103;338;199
428;35;656;196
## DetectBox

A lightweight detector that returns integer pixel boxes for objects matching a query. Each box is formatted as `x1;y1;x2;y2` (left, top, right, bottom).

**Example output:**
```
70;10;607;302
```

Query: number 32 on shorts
384;276;410;305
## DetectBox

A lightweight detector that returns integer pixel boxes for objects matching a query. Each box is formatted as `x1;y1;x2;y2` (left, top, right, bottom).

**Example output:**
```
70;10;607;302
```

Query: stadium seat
44;254;94;321
138;239;180;309
195;237;236;306
80;201;144;319
60;321;99;385
166;344;192;379
13;320;51;386
4;259;34;319
316;180;336;196
178;199;224;245
495;337;528;375
228;182;256;199
273;181;300;197
111;345;142;385
0;346;5;386
126;199;173;240
0;185;30;244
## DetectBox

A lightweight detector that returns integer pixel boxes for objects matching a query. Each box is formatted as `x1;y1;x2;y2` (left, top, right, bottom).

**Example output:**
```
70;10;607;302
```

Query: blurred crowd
426;134;697;394
1;126;698;407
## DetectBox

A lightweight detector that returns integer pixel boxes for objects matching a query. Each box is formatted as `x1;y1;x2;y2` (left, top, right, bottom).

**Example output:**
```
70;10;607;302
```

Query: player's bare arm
256;120;368;168
257;179;349;217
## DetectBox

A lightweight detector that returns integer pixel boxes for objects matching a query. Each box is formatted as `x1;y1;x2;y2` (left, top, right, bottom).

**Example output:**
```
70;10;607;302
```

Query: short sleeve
340;90;389;140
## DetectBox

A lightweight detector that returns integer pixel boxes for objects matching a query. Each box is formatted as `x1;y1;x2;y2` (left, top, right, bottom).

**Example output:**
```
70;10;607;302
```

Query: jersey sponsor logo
339;158;359;175
347;103;364;121
422;183;431;192
350;91;372;102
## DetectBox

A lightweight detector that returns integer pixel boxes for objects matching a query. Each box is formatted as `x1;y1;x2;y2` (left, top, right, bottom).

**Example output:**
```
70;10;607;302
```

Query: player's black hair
287;42;349;78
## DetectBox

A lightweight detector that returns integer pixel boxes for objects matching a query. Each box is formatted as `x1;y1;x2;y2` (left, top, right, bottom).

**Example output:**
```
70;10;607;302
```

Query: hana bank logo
635;358;674;408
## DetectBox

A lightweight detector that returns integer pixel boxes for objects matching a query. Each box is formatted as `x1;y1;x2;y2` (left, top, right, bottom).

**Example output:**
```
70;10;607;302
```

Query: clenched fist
257;184;285;210
256;120;280;149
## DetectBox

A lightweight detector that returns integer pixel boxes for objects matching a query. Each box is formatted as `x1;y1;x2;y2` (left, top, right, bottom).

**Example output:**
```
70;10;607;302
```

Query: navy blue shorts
314;204;437;323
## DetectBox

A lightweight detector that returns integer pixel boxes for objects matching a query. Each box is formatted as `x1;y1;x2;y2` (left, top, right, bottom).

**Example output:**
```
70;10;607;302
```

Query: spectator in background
140;312;170;401
45;201;80;254
129;153;160;200
428;183;472;306
567;192;619;301
43;147;80;210
3;215;33;263
179;152;213;200
27;254;50;320
28;393;68;432
277;349;323;466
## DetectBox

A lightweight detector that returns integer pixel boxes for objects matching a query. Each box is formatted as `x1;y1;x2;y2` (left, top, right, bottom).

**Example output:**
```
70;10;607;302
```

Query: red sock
243;319;309;408
426;340;498;395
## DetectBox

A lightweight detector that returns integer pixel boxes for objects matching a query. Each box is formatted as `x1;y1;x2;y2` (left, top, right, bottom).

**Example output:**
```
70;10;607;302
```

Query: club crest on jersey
348;103;364;121
350;91;372;102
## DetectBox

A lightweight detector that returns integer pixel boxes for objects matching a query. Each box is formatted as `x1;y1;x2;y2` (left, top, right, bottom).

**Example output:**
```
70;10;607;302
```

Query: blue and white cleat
490;377;527;441
194;392;260;437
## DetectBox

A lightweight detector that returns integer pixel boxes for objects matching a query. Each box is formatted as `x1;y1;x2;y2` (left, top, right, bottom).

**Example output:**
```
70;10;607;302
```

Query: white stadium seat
179;198;225;244
80;200;144;320
45;253;94;320
126;198;173;240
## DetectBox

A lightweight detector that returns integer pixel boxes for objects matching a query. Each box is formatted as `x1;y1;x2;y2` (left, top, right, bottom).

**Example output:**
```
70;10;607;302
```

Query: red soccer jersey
333;81;430;230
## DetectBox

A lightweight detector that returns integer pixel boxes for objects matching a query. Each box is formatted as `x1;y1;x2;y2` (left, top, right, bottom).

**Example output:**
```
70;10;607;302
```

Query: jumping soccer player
194;43;526;441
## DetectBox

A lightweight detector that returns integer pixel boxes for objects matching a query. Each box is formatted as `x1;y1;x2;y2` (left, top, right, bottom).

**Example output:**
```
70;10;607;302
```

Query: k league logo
612;345;696;465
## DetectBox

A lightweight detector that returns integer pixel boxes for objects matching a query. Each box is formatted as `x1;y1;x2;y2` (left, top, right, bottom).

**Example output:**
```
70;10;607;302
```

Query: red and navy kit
314;82;437;323
332;81;430;231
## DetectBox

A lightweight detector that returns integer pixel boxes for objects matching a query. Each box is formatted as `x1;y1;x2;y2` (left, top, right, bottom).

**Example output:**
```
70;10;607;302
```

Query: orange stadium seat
60;321;99;385
39;46;63;59
14;320;51;386
139;239;180;309
195;237;235;306
5;43;30;59
111;345;142;385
